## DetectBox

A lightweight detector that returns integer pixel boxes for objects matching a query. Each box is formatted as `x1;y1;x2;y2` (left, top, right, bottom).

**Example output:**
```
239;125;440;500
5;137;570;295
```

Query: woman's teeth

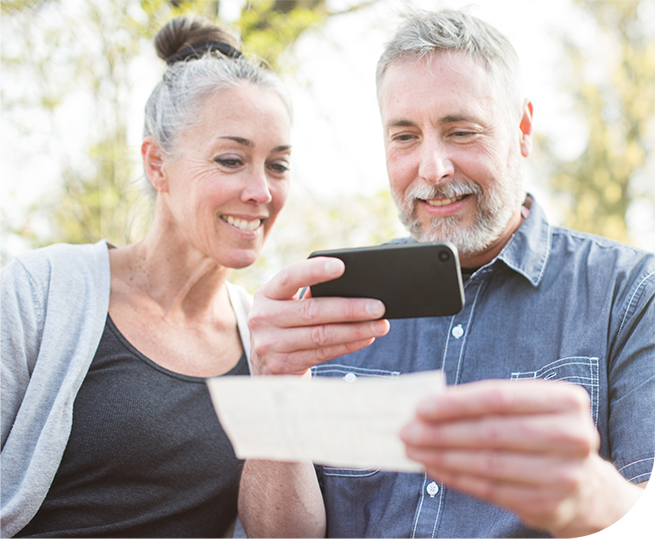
425;195;468;207
222;216;261;231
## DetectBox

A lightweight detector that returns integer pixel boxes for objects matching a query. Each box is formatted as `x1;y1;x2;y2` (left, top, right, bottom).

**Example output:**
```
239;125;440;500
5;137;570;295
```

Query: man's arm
238;257;389;537
400;379;647;538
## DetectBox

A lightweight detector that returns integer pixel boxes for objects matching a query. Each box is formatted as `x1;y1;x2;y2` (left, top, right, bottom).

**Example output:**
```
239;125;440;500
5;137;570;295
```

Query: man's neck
458;205;526;268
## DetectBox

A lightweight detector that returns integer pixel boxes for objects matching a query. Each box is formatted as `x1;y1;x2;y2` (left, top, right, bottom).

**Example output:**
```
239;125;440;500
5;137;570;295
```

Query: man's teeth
425;195;467;207
223;216;261;231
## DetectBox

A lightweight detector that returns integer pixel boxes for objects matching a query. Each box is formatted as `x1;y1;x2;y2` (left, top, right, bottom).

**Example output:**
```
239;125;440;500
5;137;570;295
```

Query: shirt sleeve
1;259;45;449
608;266;655;483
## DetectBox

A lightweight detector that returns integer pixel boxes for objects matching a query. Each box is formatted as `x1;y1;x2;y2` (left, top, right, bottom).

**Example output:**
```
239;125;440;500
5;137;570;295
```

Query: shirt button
344;372;357;383
452;324;464;339
426;481;439;497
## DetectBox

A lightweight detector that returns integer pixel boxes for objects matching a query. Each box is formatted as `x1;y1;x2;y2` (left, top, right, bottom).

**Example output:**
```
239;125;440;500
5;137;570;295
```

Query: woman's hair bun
155;15;241;64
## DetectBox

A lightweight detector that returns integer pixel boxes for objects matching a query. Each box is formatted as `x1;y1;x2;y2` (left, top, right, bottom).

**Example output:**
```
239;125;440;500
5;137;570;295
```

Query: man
239;9;654;538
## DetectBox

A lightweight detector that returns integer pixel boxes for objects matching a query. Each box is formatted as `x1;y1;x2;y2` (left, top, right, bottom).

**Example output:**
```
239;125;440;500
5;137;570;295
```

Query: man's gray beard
392;160;525;257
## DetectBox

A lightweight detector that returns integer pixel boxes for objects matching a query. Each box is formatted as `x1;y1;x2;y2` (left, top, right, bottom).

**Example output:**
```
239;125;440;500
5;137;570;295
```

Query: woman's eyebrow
218;137;291;153
219;135;253;146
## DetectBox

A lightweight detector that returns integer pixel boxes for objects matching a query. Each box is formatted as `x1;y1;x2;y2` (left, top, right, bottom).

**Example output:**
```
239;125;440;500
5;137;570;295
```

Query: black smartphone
308;242;465;319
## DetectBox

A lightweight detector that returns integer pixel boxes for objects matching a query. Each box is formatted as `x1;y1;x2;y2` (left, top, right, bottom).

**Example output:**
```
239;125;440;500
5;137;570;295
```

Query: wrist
550;456;643;538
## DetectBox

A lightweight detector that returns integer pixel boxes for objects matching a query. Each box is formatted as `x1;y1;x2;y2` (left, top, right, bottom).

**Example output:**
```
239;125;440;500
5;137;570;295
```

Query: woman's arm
239;460;326;538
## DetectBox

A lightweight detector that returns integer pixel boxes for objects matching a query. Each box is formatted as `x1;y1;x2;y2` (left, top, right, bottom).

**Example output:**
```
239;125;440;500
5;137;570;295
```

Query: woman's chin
221;251;261;271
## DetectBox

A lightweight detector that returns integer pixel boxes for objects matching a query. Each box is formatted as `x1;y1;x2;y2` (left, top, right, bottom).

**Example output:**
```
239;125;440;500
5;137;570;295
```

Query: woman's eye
215;157;243;168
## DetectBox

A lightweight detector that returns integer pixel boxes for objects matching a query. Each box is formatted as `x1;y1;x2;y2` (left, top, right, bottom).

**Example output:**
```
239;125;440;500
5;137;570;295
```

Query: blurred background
2;0;655;292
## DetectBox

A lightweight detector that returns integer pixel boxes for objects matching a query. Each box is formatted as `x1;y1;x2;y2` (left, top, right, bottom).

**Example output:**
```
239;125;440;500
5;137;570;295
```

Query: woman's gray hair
144;57;292;157
376;9;523;118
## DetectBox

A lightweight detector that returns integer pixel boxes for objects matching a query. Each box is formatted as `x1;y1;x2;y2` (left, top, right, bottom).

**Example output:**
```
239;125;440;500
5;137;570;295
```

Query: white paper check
206;369;445;473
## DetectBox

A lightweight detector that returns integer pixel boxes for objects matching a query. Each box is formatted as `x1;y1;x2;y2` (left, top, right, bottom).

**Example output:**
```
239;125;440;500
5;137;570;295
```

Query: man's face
378;51;531;265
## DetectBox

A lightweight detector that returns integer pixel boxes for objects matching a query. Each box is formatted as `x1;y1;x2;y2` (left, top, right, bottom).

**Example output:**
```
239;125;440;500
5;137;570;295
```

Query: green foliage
0;0;48;15
541;0;655;243
2;0;157;251
237;0;327;69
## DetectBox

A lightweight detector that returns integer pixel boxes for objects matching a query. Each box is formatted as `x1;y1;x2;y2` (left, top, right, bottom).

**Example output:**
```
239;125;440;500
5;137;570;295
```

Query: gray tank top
17;314;248;538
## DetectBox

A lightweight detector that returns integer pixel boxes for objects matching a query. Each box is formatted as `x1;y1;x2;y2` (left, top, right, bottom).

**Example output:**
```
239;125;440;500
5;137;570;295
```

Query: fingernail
371;319;389;335
366;300;386;317
325;259;343;274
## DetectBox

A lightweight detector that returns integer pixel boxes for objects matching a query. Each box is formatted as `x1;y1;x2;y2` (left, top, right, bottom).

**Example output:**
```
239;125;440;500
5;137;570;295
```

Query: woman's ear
142;137;169;193
519;100;534;158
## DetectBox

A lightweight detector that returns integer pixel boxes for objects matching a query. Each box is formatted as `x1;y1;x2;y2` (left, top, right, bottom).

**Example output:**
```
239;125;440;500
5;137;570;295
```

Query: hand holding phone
309;242;465;319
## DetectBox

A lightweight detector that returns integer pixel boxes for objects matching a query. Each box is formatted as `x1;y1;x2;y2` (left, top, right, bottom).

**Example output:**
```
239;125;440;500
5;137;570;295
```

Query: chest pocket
511;356;600;427
312;364;400;477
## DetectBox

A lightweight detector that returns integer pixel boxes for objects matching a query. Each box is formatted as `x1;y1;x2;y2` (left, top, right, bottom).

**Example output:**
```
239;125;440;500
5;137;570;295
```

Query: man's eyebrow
272;145;292;153
387;115;477;128
439;114;476;124
387;120;416;128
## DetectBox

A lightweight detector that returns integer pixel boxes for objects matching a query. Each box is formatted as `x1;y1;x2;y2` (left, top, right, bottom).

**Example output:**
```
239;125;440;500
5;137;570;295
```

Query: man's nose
418;139;455;184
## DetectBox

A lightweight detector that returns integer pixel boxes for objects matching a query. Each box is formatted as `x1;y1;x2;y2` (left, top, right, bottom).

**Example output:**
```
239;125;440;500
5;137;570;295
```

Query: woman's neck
109;228;232;322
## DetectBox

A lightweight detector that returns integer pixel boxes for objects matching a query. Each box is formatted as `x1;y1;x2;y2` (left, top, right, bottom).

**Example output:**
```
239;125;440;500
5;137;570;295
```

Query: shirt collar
494;194;551;287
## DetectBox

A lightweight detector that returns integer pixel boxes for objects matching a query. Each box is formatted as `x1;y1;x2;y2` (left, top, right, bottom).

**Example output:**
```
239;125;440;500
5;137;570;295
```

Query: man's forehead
382;50;488;86
389;50;489;82
379;52;497;124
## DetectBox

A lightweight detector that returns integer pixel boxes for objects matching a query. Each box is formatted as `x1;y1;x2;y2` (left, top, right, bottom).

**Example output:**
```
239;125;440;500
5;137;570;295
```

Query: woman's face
157;84;291;269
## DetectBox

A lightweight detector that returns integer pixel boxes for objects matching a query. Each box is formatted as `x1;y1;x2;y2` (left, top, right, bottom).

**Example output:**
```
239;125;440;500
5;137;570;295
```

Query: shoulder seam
617;270;655;337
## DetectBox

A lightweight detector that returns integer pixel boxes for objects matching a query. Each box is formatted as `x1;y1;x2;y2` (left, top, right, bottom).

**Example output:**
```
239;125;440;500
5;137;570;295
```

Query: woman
1;15;292;537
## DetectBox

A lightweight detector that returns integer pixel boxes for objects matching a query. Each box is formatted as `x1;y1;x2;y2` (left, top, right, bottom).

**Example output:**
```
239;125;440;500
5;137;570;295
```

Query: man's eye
392;134;414;142
452;131;475;138
268;162;290;174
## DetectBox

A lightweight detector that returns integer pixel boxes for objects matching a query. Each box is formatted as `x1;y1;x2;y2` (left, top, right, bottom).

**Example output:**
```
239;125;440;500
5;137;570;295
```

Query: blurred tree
0;0;376;266
538;0;655;243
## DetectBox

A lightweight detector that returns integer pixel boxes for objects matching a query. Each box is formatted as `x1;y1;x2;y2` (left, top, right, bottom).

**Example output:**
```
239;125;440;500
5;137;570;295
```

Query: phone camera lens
438;250;450;262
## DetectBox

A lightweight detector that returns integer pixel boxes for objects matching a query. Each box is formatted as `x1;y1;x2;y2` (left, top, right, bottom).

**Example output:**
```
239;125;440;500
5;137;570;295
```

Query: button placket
441;277;484;385
411;473;444;539
411;279;484;538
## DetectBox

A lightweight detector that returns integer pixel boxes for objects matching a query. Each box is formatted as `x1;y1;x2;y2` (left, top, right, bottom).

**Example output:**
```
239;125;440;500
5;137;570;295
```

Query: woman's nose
241;166;273;204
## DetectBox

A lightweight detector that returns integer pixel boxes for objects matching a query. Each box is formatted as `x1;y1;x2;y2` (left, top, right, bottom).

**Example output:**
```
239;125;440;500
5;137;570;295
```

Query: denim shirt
312;196;655;538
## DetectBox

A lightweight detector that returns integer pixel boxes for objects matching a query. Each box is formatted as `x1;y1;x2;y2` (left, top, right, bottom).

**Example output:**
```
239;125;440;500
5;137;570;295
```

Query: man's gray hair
376;9;523;117
144;55;292;158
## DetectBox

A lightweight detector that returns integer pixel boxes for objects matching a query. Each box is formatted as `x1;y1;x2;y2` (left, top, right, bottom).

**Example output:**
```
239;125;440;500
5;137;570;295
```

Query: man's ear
142;137;169;193
519;100;534;158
